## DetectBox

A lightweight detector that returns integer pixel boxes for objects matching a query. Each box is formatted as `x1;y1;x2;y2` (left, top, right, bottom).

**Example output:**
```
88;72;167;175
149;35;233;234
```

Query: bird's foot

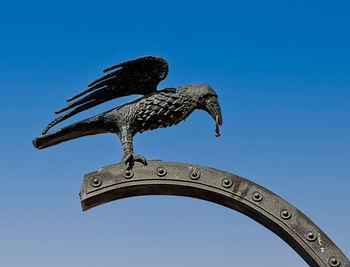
122;152;147;166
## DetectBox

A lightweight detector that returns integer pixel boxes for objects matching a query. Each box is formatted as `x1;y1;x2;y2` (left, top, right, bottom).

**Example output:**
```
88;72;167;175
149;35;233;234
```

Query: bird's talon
122;152;147;166
124;154;132;165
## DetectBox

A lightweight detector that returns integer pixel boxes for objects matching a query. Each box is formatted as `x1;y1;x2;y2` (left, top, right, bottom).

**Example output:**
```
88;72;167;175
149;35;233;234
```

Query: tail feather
33;115;109;149
42;98;106;135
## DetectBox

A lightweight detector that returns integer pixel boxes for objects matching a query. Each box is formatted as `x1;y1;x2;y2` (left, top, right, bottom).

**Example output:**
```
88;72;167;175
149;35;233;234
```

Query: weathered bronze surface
32;56;348;266
80;160;350;267
32;56;222;165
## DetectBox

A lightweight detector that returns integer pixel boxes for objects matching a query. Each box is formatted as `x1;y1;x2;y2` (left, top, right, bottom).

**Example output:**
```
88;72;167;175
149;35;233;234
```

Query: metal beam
80;160;349;267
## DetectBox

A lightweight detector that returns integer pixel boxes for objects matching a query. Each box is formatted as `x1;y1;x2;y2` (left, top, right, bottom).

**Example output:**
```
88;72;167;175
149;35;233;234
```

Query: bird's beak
204;96;223;137
204;96;223;125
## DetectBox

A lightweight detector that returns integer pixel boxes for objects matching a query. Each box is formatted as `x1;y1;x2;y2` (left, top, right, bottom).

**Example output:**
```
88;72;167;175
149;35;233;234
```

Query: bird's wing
42;55;168;134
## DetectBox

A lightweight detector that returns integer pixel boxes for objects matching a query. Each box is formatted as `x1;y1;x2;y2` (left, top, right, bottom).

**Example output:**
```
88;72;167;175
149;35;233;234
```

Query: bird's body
33;56;222;164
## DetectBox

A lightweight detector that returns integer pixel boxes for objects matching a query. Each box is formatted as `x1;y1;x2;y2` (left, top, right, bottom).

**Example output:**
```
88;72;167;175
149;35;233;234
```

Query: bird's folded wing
42;55;168;134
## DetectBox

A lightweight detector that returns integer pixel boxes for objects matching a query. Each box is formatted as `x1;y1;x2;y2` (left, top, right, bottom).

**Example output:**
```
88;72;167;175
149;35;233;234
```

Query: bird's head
180;83;223;136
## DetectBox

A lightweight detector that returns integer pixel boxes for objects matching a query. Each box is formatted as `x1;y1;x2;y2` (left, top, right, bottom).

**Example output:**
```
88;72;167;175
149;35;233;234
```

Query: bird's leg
120;126;147;165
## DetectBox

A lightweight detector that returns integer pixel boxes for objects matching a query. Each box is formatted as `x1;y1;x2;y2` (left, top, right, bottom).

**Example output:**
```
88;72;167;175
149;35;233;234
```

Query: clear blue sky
1;2;349;266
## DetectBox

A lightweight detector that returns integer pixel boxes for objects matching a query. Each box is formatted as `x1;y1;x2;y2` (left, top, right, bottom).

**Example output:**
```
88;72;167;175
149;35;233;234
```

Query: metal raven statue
33;55;223;165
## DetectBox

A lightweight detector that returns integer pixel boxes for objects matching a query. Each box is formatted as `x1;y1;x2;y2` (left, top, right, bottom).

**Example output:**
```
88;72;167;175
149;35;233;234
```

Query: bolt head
89;176;102;187
156;167;167;177
123;169;134;179
280;209;291;220
305;231;317;242
189;168;201;180
252;191;263;202
222;178;233;188
329;257;340;267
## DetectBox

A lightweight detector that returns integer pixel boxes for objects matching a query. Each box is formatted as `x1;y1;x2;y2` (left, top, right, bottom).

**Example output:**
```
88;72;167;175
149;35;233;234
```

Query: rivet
305;231;317;242
89;176;102;187
189;168;201;180
252;191;263;202
156;167;167;177
280;209;291;220
329;257;340;267
222;178;233;188
123;169;134;179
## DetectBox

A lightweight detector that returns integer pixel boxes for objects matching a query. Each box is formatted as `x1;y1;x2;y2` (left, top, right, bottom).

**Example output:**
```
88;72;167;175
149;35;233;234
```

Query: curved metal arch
80;160;349;267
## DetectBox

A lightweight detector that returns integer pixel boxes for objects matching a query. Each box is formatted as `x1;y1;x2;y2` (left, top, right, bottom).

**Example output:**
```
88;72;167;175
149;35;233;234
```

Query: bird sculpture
33;55;223;165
